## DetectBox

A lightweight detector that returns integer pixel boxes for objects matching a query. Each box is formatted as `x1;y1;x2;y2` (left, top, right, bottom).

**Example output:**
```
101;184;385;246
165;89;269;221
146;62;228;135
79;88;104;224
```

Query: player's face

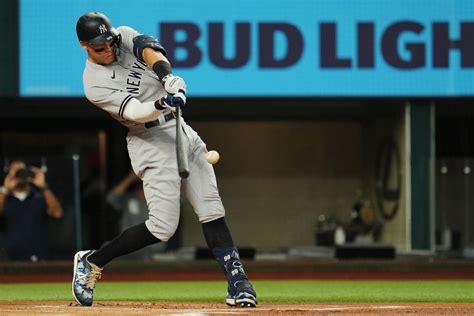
86;39;117;65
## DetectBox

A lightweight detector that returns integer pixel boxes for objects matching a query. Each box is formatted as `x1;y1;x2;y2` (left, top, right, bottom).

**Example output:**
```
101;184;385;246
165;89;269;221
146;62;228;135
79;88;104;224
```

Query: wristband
152;60;172;82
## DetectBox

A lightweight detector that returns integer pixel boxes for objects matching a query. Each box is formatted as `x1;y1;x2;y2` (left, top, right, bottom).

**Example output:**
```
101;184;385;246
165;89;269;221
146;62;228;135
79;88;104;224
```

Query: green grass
0;280;473;302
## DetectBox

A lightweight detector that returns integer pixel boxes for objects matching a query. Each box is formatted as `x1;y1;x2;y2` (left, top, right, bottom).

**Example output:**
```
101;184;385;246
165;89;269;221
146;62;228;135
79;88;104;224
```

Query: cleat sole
236;297;257;308
71;252;83;306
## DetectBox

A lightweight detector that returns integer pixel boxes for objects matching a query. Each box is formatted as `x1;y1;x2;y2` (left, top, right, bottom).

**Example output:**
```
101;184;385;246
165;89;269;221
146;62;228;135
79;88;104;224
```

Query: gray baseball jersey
82;26;225;241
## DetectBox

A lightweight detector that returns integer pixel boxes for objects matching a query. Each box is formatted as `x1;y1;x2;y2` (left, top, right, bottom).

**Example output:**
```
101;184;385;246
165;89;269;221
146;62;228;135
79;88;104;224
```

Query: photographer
0;160;63;261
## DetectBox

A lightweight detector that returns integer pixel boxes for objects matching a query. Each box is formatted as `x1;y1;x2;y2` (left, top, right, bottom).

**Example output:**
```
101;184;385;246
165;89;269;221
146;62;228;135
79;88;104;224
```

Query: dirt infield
0;301;473;315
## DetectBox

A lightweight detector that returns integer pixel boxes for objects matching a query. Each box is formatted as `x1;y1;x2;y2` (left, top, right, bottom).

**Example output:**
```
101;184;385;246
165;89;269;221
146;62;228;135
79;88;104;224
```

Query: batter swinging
71;12;257;308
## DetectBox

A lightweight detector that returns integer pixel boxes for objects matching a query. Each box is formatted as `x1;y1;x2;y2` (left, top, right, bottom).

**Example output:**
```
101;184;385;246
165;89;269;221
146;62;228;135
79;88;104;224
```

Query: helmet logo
98;24;108;34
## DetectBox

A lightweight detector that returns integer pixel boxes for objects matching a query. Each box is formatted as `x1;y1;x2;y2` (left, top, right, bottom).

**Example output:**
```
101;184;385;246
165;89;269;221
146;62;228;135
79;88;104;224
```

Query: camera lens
15;168;30;180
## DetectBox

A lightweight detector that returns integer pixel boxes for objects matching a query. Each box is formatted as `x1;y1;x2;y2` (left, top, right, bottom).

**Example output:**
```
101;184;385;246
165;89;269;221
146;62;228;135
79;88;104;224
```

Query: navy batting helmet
76;12;119;45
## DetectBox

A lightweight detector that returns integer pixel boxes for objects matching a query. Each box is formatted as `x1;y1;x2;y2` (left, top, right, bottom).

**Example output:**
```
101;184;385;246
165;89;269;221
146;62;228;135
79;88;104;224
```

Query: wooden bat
175;106;189;178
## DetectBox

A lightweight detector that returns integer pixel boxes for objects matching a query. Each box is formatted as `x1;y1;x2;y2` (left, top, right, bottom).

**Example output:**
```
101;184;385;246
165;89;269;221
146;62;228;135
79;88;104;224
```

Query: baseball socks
87;223;160;267
202;217;257;306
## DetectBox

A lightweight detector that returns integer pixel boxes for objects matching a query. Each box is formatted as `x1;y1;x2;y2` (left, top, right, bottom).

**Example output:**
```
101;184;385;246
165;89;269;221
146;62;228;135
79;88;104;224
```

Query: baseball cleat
72;250;103;306
226;293;236;306
226;279;257;308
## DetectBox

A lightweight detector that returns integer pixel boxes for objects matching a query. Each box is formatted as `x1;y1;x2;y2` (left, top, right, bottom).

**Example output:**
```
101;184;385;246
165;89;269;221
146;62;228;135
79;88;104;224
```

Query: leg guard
212;247;257;307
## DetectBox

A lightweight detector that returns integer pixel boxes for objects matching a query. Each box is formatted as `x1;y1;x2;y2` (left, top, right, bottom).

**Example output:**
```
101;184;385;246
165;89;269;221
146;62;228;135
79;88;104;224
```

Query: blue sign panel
20;0;474;96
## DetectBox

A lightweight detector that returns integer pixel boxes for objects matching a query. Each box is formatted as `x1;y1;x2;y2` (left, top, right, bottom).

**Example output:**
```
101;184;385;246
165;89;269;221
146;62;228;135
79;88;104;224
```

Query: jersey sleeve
117;26;141;54
117;26;167;57
85;85;135;120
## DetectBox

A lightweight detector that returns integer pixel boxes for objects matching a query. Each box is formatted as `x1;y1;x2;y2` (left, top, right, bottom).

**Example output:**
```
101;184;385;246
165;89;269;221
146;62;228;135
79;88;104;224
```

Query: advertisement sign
20;0;474;96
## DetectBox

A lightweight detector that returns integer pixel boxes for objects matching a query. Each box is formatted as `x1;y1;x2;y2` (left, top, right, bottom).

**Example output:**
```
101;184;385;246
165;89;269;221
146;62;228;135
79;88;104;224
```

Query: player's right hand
163;75;187;95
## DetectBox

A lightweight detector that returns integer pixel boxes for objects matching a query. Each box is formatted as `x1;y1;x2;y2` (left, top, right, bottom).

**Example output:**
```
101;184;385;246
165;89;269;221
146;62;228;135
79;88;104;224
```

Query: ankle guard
212;247;248;295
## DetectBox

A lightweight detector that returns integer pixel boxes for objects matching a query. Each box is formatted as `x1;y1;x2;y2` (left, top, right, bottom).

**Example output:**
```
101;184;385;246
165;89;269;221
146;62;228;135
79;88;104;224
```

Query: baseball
206;150;220;164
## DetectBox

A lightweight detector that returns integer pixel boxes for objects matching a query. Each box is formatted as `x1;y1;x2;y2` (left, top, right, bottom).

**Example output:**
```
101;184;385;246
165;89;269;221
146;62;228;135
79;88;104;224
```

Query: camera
15;168;35;181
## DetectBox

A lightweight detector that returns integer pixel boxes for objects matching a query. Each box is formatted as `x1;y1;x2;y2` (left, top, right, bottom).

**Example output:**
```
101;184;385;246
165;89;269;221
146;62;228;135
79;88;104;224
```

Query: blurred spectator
0;160;63;261
106;170;163;259
106;170;148;233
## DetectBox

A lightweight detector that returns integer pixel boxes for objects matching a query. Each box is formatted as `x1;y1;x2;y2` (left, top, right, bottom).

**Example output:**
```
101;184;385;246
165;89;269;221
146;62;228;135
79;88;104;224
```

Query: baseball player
72;12;257;307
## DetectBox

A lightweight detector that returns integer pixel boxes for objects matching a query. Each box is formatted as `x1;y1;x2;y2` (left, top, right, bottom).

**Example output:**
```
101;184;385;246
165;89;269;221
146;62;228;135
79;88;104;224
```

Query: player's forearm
122;98;164;123
142;46;186;102
142;47;169;69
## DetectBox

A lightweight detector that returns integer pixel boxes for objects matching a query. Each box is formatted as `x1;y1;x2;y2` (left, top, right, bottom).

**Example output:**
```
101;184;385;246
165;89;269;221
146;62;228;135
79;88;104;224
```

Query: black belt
144;112;175;128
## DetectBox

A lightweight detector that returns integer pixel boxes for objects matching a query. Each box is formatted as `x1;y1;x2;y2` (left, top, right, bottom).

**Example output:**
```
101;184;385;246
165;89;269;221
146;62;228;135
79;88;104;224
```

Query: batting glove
155;94;176;111
162;75;187;95
155;92;186;111
171;90;186;107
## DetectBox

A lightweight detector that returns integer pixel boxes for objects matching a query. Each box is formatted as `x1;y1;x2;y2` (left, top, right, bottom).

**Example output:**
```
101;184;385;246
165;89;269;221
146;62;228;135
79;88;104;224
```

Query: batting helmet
76;12;119;45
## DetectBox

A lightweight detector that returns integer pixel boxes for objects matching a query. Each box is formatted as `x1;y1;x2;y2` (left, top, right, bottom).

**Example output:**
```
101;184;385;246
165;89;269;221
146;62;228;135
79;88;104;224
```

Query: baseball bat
175;106;190;178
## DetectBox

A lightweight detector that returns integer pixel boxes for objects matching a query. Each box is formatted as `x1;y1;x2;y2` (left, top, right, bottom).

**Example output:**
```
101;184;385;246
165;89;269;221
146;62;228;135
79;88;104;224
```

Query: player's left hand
171;90;186;107
157;92;186;111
